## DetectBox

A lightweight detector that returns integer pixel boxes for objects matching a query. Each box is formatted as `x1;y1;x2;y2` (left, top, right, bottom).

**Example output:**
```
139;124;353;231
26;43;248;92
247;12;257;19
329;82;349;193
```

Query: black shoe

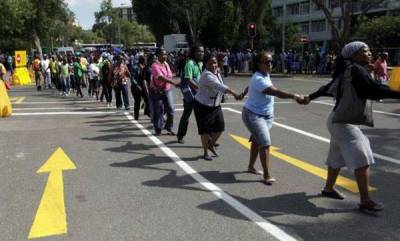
321;189;345;200
359;200;384;212
125;106;130;110
177;138;184;144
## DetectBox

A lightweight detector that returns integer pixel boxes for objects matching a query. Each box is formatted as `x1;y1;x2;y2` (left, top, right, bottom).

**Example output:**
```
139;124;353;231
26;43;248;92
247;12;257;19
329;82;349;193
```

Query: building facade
114;4;137;23
272;0;400;46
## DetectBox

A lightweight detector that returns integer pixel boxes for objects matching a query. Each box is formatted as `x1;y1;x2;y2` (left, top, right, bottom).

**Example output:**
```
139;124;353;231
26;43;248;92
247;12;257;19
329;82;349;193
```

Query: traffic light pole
250;37;254;50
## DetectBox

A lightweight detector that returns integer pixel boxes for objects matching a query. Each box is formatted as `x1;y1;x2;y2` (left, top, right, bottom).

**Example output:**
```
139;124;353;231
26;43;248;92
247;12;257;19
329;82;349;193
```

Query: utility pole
281;0;286;73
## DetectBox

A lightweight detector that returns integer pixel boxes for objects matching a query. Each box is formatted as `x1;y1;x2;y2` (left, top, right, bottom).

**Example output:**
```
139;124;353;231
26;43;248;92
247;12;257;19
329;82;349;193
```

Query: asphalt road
1;74;400;241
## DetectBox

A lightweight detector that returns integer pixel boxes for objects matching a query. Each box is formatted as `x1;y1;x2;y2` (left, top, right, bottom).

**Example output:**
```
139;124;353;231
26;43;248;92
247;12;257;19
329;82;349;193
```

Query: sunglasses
264;60;273;65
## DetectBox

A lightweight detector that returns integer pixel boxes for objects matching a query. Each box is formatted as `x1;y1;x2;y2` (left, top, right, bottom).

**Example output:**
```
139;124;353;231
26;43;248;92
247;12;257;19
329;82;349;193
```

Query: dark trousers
114;83;129;109
150;88;174;132
131;85;152;120
100;80;113;103
177;99;194;139
34;71;41;90
75;76;84;97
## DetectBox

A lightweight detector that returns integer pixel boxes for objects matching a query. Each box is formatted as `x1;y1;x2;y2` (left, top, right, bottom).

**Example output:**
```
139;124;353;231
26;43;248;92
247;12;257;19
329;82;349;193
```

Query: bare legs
247;140;274;181
201;132;221;159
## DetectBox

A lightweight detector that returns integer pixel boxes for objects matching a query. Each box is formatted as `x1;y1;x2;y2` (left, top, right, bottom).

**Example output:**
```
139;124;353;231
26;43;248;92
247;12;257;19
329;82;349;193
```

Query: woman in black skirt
193;56;242;160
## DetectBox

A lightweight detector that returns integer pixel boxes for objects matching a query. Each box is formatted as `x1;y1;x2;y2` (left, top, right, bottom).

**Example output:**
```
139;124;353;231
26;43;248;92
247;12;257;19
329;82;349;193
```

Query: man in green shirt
177;45;204;144
73;56;84;97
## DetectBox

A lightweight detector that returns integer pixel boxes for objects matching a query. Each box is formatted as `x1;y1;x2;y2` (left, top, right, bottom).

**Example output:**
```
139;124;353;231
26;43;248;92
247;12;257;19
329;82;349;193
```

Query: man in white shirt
41;55;51;89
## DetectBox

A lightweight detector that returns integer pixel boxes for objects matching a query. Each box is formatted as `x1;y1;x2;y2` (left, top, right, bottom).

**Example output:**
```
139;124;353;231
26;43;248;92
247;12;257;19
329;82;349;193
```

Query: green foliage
356;16;400;48
93;0;155;45
132;0;293;51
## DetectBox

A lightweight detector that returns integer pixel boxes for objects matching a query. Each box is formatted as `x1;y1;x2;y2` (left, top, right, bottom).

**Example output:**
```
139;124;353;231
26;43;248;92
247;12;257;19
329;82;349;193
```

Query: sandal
321;189;345;200
208;143;219;157
248;168;263;175
359;200;384;212
263;177;276;185
203;155;212;161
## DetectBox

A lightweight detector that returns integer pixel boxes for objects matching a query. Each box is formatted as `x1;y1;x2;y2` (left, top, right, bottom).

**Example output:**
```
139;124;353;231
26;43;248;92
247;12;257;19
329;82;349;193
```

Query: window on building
311;20;326;32
329;0;340;9
273;7;283;17
299;22;309;34
299;1;310;15
311;1;324;11
287;3;300;16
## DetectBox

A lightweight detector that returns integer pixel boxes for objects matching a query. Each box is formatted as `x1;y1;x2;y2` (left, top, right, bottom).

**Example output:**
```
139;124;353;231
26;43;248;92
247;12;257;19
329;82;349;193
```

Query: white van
56;47;74;56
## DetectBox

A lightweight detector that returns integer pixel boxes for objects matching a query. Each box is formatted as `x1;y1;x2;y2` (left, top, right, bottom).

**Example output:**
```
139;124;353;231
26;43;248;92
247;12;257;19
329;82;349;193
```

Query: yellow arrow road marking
28;148;77;239
230;134;376;193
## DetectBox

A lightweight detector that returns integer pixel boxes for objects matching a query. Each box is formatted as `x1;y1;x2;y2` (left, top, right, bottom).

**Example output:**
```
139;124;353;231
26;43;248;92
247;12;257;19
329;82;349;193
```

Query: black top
309;63;400;101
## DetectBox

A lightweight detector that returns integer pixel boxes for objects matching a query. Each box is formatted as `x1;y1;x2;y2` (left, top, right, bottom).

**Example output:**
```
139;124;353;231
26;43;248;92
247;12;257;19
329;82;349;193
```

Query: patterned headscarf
341;41;368;59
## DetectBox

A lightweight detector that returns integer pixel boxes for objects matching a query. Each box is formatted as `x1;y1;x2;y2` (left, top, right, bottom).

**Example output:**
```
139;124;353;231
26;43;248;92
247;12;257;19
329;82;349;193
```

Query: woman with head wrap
303;41;400;212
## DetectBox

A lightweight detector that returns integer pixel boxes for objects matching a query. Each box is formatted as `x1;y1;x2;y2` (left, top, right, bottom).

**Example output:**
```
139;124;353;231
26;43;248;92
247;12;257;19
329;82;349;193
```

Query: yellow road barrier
389;67;400;91
0;80;12;117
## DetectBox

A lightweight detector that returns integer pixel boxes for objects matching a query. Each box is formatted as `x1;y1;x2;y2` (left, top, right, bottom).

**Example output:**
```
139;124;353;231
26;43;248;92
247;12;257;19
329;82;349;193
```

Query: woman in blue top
241;51;305;185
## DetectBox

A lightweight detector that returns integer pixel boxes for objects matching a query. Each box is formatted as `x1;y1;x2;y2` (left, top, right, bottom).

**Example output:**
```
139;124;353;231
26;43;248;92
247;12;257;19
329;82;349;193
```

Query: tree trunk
32;30;43;59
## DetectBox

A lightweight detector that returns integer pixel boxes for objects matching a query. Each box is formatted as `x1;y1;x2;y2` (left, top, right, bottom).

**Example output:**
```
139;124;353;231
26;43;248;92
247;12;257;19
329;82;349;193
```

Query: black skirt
193;99;225;135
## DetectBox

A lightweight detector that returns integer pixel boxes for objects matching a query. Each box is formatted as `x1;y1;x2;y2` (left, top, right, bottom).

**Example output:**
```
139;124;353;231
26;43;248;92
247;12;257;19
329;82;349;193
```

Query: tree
356;15;400;49
311;0;387;52
94;0;155;45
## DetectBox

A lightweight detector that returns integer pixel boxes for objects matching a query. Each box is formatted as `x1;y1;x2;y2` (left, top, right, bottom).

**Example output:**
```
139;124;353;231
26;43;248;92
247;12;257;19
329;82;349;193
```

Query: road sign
14;50;27;67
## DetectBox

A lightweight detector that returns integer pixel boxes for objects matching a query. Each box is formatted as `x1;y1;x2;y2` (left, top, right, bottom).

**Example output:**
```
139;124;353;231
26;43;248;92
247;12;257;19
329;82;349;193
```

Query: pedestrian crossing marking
230;134;376;193
10;97;25;103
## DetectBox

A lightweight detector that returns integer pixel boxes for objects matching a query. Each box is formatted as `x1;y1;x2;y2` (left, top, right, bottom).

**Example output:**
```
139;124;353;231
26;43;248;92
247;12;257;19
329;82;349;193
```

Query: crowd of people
3;40;398;213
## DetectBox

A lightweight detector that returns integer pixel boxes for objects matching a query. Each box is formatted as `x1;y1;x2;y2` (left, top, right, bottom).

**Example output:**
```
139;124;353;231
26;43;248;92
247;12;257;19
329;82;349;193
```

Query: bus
131;42;157;51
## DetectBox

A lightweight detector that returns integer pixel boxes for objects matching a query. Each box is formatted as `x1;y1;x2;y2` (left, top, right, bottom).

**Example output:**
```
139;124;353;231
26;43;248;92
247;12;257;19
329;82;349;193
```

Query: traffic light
248;23;257;38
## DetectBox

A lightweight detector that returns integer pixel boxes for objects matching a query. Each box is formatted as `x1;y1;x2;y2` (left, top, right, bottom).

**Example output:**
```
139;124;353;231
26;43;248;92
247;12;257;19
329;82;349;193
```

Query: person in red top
373;52;389;85
150;48;179;136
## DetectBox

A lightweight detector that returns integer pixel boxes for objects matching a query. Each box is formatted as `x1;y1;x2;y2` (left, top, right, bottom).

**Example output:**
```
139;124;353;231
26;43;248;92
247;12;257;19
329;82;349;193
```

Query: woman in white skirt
305;41;400;211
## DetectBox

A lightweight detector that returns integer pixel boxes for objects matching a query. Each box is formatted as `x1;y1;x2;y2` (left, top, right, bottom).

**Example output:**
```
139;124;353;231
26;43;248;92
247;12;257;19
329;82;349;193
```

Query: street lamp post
282;0;286;73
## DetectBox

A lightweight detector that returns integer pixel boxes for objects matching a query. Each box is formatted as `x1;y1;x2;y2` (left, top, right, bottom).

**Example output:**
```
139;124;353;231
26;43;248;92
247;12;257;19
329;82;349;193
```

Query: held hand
303;96;311;105
293;94;305;105
233;93;242;101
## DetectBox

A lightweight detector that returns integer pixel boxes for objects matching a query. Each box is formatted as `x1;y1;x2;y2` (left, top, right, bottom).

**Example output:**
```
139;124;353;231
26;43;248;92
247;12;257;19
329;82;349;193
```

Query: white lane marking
13;106;113;111
123;112;297;241
12;111;117;116
223;107;400;165
15;100;98;104
174;101;293;106
313;100;400;117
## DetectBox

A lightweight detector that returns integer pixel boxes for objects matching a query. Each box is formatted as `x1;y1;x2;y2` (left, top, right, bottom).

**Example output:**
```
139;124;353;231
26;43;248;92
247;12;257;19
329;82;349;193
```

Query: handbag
332;65;374;127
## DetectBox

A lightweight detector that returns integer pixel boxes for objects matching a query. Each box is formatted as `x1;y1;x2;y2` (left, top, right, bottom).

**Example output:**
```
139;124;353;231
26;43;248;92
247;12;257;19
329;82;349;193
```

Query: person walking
73;56;84;98
109;55;131;110
304;41;400;211
88;57;101;100
32;55;42;91
41;54;51;89
131;55;151;120
150;48;179;136
373;52;389;85
100;54;113;107
60;59;70;96
177;45;204;144
193;55;242;160
240;51;305;185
